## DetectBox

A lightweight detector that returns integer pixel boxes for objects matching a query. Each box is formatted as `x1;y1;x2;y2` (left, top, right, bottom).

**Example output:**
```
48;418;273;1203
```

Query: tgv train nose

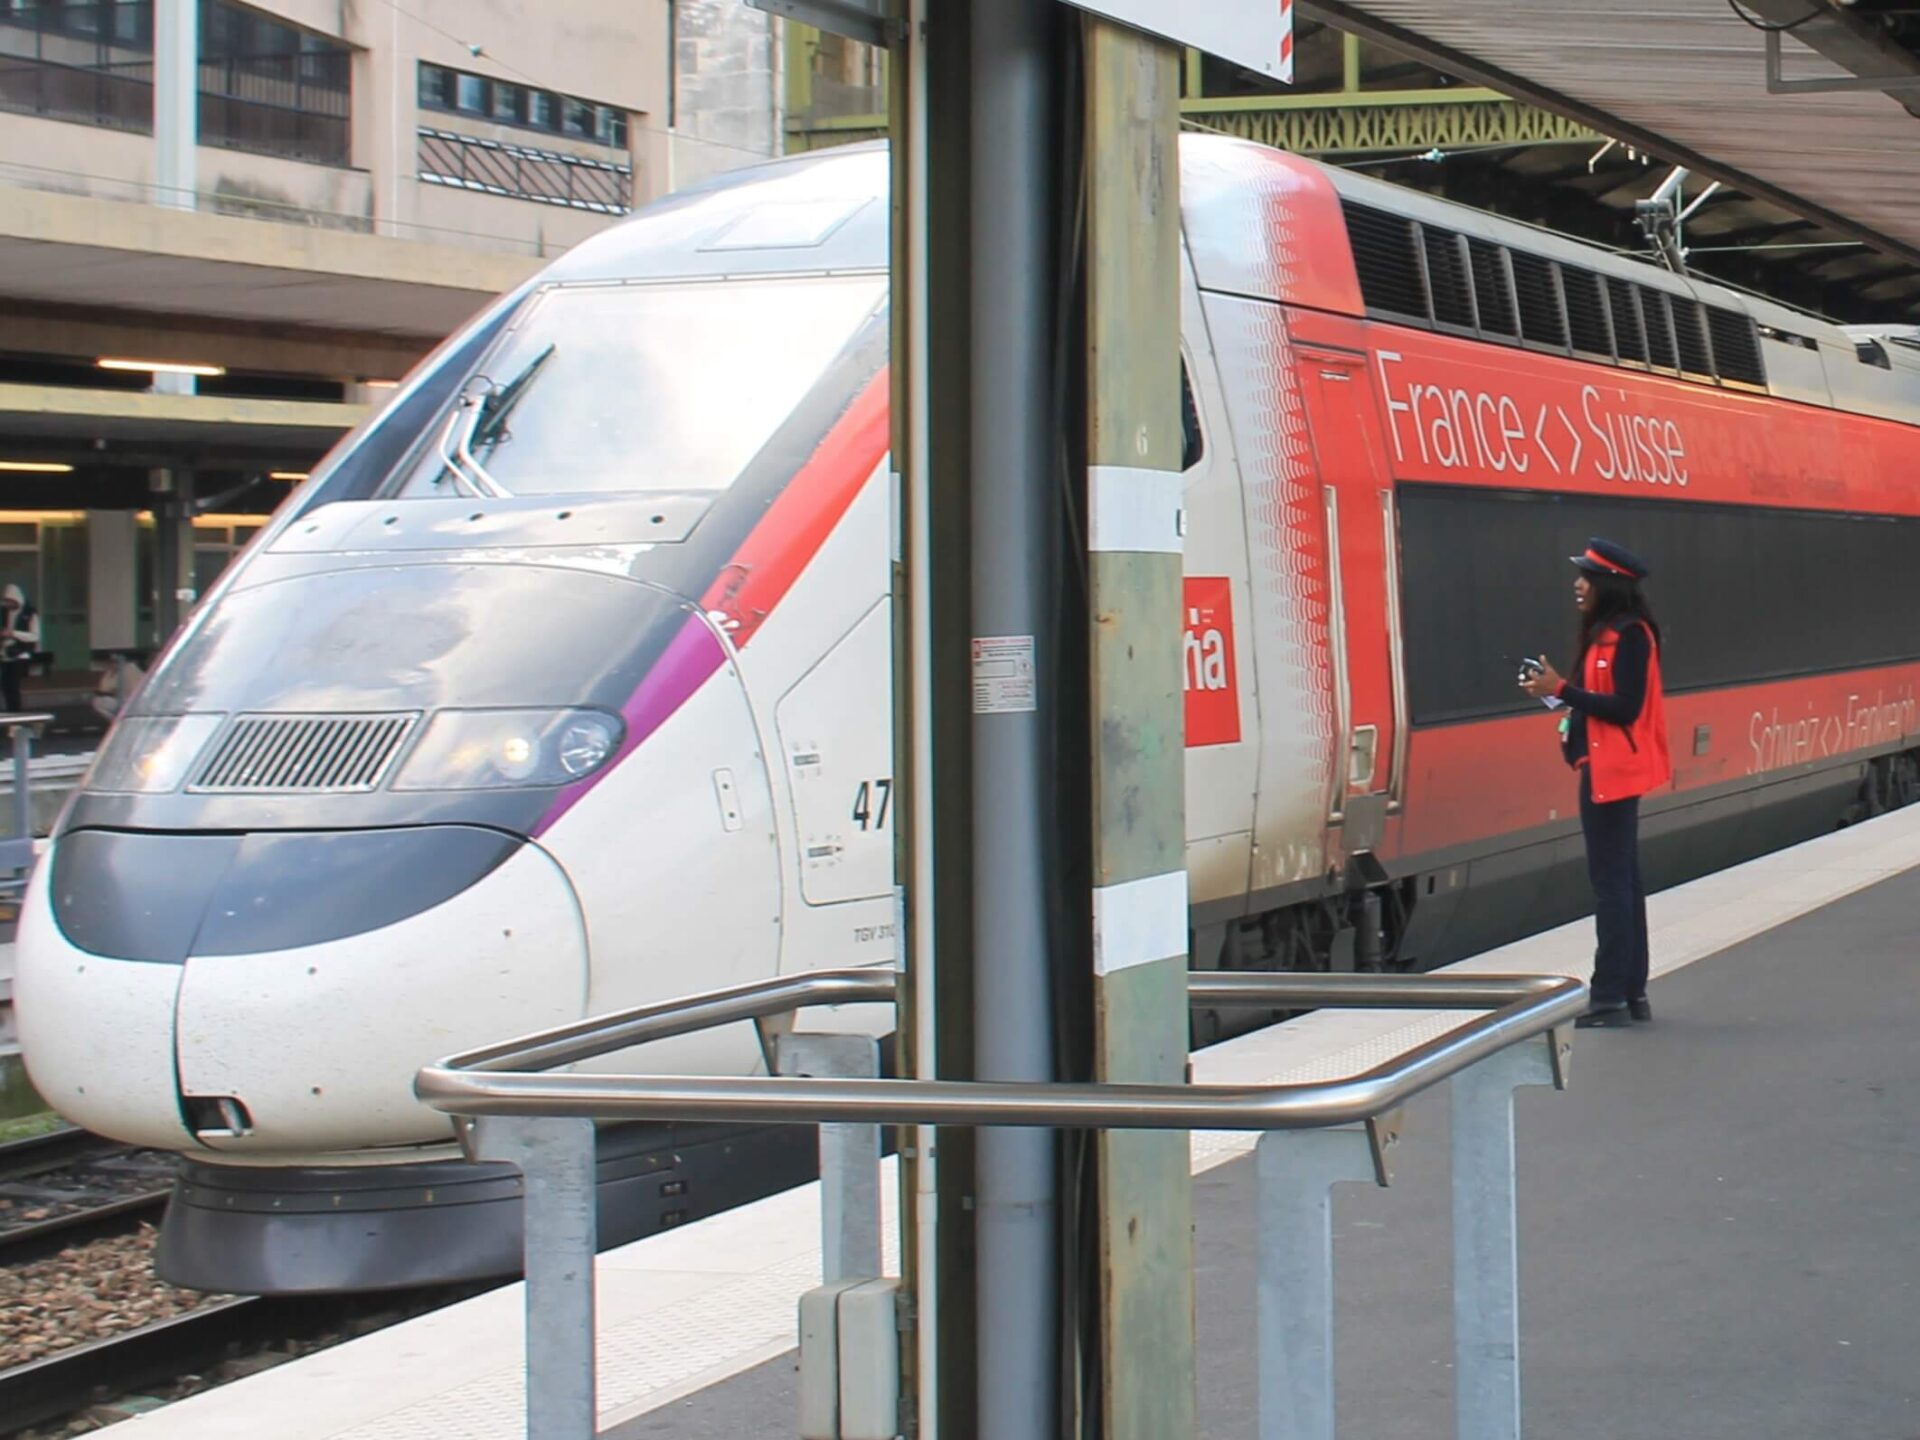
17;826;588;1154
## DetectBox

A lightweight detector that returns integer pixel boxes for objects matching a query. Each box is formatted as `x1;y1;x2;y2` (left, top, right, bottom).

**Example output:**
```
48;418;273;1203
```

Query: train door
1179;263;1260;914
1295;345;1408;854
1201;292;1336;895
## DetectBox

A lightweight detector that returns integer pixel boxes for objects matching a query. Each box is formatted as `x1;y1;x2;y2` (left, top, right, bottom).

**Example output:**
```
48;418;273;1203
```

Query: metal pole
1450;1039;1556;1440
1081;19;1195;1437
969;2;1058;1436
476;1117;599;1440
11;723;29;846
1255;1127;1384;1440
778;1033;884;1283
898;0;941;1428
151;471;196;645
155;0;197;212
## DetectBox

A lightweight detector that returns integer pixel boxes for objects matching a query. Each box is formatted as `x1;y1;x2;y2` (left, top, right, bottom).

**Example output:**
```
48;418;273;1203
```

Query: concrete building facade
669;0;780;191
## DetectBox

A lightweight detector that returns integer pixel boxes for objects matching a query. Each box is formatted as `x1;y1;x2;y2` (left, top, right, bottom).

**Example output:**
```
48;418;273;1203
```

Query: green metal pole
1082;18;1196;1439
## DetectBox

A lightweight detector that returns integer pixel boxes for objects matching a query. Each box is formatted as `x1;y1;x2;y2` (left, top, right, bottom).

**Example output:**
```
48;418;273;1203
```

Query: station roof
1311;0;1920;314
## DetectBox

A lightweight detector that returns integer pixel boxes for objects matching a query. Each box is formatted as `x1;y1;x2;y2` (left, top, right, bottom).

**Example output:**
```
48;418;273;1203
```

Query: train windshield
395;273;885;498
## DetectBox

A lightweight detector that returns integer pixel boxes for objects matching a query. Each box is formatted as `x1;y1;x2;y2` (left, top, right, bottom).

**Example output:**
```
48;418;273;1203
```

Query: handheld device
1507;654;1564;710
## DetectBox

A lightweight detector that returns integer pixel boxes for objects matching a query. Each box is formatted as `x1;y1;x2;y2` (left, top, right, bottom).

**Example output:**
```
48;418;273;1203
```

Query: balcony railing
416;126;631;216
0;51;349;165
0;52;148;132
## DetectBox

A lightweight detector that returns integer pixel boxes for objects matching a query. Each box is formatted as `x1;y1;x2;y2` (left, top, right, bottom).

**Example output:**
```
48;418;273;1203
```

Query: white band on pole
1088;465;1185;555
1093;869;1189;975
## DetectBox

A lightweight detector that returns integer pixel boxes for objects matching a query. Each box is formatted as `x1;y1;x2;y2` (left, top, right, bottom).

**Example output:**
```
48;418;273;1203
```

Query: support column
1255;1128;1385;1440
155;0;197;212
895;3;990;1433
888;2;964;1433
1451;1035;1560;1440
149;468;194;647
150;3;198;407
968;4;1059;1438
473;1117;599;1440
1082;19;1194;1439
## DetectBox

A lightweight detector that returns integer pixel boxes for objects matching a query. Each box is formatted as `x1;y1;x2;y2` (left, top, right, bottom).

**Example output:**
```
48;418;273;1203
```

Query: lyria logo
1184;577;1240;748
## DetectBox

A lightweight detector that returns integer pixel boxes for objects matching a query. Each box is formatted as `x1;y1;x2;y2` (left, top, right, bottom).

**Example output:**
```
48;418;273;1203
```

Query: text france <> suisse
1373;350;1689;487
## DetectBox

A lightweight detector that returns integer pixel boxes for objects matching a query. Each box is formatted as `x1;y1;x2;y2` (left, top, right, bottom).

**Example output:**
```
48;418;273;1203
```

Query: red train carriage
1180;143;1920;986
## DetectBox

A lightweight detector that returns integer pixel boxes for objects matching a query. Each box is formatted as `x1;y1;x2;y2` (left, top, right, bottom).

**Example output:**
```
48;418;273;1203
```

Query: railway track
0;1128;174;1262
0;1287;475;1437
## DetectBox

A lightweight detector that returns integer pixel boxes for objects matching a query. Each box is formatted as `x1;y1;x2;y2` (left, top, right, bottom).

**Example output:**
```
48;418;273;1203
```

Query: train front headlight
393;708;623;791
87;715;224;794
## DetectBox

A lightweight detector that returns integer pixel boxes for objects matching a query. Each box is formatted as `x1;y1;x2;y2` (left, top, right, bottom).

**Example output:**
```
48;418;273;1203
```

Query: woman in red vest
1521;537;1673;1028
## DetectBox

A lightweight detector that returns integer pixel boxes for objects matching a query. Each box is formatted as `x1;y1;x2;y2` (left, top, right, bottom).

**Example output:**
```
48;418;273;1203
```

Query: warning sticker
971;635;1038;715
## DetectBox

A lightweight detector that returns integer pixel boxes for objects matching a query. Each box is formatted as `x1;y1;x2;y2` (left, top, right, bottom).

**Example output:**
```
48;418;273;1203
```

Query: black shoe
1628;997;1653;1023
1575;1003;1633;1029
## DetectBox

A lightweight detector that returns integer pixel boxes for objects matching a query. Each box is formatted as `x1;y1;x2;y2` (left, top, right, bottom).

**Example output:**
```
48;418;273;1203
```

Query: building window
0;0;352;167
418;61;630;152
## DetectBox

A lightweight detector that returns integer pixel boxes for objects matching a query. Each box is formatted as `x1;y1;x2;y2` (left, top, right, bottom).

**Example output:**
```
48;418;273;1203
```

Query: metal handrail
418;968;1583;1130
415;966;1587;1440
0;711;55;886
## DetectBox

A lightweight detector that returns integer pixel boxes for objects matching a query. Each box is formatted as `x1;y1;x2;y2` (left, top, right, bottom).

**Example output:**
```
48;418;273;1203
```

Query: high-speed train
21;135;1920;1292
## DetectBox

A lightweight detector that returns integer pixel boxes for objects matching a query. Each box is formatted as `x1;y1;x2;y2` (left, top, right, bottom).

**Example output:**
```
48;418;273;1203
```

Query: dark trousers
1579;770;1648;1008
1;659;24;713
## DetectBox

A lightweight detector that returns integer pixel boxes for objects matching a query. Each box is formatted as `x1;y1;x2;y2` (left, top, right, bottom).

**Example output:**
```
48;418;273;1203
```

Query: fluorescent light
0;461;74;474
268;471;309;481
360;379;400;389
97;358;227;377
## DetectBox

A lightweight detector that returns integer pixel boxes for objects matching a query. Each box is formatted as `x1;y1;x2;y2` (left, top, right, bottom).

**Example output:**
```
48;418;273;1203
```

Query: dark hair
1574;570;1662;673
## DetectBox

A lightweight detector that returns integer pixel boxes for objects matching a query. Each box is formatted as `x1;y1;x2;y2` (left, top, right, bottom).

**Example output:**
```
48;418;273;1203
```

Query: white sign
972;635;1038;715
1065;0;1293;81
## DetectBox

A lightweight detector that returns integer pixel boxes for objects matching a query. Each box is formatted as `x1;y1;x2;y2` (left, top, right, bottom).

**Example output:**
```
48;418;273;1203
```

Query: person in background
92;654;146;725
1520;538;1672;1028
0;584;40;714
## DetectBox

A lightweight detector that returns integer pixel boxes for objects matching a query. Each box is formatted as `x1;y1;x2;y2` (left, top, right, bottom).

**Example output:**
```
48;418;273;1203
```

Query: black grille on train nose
190;713;421;793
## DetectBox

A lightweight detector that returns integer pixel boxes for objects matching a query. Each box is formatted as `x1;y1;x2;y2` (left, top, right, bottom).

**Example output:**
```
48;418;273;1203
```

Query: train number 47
852;778;893;832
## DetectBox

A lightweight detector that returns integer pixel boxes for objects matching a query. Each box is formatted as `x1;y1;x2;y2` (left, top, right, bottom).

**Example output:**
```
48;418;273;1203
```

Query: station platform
103;804;1920;1438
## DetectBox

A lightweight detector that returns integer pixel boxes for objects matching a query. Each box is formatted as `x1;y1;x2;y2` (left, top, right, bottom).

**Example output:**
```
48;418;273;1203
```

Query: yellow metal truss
784;95;1592;158
1181;98;1595;156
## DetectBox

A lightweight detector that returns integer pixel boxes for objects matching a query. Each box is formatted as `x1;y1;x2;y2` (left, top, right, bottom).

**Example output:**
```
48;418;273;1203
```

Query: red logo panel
1184;577;1241;748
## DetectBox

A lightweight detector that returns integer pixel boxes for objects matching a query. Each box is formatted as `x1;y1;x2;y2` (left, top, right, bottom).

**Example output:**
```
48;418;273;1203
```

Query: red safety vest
1580;619;1672;804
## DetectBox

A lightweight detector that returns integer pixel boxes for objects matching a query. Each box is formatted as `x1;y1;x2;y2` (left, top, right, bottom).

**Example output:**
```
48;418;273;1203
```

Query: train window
1672;298;1715;379
1420;227;1476;330
1759;323;1819;350
1606;277;1647;364
1509;252;1566;349
1560;266;1614;360
1180;361;1205;472
1707;306;1767;384
1341;201;1428;320
1467;238;1517;338
1640;289;1680;370
1856;339;1892;370
1396;483;1920;727
392;275;887;498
